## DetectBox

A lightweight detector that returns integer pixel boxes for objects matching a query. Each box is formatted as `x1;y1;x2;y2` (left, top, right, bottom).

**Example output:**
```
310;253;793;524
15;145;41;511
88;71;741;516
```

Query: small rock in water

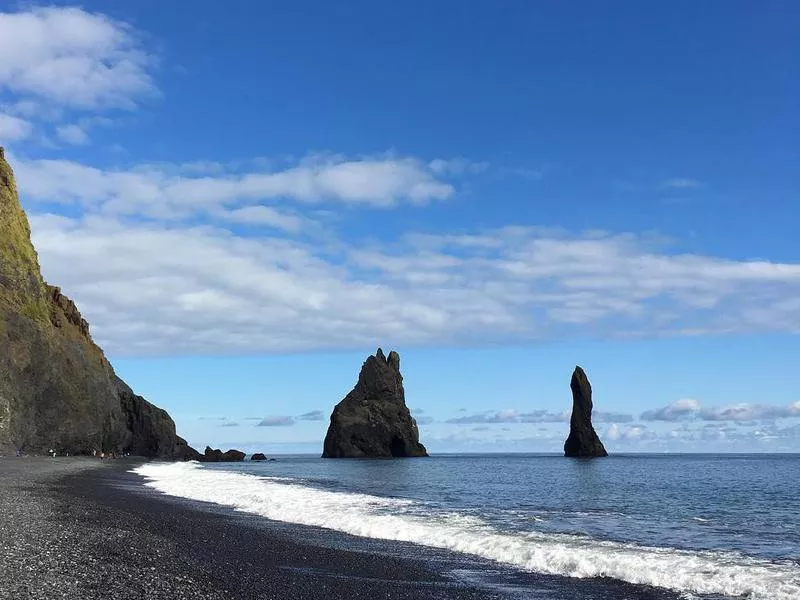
202;447;245;462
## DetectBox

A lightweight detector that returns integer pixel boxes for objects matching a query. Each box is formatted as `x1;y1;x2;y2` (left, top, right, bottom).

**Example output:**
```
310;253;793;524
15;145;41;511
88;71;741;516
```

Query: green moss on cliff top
0;147;48;317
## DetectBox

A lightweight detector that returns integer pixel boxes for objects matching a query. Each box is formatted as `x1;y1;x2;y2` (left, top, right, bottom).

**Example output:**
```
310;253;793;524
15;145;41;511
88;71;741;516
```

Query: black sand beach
0;457;494;599
0;458;675;600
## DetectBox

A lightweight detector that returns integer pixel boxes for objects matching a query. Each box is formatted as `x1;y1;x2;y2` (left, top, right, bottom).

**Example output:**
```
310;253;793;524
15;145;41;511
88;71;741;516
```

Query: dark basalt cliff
0;148;197;459
564;366;608;457
322;348;427;458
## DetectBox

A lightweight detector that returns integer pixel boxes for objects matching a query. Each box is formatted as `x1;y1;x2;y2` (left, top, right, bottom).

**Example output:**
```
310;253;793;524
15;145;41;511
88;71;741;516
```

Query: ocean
134;454;800;600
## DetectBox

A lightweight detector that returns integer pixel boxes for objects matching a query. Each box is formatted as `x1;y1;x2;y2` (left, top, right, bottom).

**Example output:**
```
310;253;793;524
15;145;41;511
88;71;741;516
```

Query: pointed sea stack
564;366;608;457
322;348;428;458
0;148;198;459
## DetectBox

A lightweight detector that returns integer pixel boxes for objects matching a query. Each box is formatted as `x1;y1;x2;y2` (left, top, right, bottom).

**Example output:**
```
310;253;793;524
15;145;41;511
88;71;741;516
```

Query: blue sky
1;2;798;453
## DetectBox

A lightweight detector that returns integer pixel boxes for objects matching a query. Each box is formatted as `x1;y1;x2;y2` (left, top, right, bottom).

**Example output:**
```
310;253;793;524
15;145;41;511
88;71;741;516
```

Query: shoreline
0;457;679;600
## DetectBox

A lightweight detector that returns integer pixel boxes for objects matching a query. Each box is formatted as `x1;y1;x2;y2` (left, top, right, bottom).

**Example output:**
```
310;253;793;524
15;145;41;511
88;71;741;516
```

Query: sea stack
0;148;198;459
564;366;608;457
322;348;428;458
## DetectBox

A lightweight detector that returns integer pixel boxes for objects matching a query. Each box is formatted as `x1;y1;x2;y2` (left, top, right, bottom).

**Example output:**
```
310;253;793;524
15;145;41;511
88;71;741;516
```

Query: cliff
563;365;608;457
322;348;428;458
0;148;197;458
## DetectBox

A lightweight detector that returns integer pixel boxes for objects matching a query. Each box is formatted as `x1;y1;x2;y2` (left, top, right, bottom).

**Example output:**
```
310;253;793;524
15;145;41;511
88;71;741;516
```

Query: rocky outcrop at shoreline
564;366;608;458
322;348;427;458
0;148;197;459
202;447;246;462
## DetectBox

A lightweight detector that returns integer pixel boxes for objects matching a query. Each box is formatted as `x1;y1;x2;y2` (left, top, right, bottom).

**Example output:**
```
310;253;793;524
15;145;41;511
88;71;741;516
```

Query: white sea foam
134;462;800;600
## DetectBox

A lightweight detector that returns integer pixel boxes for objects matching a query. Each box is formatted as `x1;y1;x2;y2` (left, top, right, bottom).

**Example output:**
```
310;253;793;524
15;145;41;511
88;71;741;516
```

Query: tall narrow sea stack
322;348;428;458
564;366;608;457
0;148;197;458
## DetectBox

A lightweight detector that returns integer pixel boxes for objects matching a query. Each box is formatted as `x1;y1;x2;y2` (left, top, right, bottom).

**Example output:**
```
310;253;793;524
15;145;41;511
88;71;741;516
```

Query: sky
1;1;798;454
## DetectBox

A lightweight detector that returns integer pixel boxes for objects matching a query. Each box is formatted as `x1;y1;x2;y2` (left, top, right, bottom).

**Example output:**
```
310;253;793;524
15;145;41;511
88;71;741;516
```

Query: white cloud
447;408;633;424
594;411;635;423
641;398;701;421
55;123;89;145
2;147;796;357
422;419;800;453
354;230;800;333
0;7;153;109
297;410;324;422
27;214;466;355
700;401;800;422
621;426;646;439
7;100;44;118
14;198;800;357
605;424;649;442
617;421;800;452
14;155;454;213
220;206;309;233
0;113;32;141
257;416;296;427
0;7;154;147
642;398;800;422
447;409;558;424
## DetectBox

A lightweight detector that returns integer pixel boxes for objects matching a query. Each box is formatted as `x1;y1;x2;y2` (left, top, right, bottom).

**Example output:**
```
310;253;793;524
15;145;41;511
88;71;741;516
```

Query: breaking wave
134;462;800;600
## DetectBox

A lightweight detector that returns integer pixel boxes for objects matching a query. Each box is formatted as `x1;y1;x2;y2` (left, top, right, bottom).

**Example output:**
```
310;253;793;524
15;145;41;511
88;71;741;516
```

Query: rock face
0;148;196;459
250;452;267;461
322;348;427;458
117;378;201;460
203;447;245;462
203;447;224;461
564;366;608;457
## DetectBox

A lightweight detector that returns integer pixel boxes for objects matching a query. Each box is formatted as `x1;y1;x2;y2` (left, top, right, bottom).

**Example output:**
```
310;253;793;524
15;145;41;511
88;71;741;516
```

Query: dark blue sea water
135;454;800;599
